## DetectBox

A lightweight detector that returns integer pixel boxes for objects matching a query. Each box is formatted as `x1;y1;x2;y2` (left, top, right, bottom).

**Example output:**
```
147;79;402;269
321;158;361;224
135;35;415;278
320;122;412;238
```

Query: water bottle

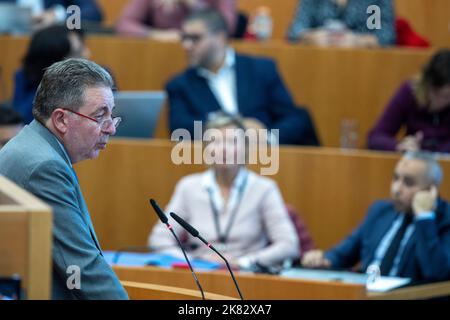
251;6;273;41
340;119;359;149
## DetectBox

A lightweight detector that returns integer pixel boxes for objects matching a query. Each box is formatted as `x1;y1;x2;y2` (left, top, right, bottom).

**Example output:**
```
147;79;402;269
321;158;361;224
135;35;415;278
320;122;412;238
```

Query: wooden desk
0;175;52;300
369;281;450;300
121;280;237;300
114;266;368;300
73;139;450;250
0;35;434;147
114;265;450;300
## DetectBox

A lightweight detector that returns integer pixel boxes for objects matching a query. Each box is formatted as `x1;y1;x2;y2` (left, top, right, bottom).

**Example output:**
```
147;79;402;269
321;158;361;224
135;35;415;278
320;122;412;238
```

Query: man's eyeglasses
62;108;121;130
181;32;208;44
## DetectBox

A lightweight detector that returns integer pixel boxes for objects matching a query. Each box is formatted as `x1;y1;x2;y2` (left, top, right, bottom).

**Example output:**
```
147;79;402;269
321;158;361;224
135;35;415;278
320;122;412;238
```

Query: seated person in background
0;106;23;148
0;0;103;30
13;25;90;124
368;50;450;153
287;0;395;47
149;113;300;269
302;151;450;282
116;0;236;41
167;9;319;146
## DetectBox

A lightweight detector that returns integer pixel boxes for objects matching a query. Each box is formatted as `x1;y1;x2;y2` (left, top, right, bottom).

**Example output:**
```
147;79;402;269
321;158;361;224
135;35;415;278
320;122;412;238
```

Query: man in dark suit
302;151;450;282
166;9;319;146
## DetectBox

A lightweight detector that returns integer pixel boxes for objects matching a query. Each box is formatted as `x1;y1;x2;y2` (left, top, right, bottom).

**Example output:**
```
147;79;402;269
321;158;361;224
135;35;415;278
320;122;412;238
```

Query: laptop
0;276;21;300
113;91;166;139
0;3;32;35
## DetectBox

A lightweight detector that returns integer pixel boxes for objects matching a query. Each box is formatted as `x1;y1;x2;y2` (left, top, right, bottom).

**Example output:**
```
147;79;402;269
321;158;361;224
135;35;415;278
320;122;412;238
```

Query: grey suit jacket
0;120;128;300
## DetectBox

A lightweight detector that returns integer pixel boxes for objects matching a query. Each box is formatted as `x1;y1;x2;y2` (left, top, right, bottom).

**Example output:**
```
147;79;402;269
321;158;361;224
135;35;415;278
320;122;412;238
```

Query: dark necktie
379;214;413;276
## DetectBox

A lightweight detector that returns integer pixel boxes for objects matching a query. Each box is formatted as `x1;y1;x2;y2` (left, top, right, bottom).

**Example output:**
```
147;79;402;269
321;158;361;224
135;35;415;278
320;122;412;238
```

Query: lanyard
207;172;248;244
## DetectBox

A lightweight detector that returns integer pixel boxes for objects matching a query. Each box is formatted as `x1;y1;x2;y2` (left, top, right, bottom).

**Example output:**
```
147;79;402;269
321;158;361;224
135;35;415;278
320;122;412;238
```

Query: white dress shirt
197;47;238;115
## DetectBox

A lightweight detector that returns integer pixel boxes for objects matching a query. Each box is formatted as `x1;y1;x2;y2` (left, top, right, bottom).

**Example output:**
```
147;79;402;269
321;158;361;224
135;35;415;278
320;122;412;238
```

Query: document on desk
281;268;369;284
366;277;411;292
280;268;411;291
103;251;221;270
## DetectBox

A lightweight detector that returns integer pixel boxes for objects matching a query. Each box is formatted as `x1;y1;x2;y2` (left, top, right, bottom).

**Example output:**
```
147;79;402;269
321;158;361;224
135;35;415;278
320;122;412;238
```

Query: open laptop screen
113;91;166;139
0;276;21;300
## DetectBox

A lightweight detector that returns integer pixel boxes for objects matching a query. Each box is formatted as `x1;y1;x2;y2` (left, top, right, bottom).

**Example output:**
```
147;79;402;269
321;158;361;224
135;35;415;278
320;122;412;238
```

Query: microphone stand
149;199;205;300
170;211;244;300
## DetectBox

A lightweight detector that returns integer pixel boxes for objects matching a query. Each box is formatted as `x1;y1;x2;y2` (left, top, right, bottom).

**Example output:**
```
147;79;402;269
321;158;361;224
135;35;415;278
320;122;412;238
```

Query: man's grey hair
32;58;114;123
403;151;443;186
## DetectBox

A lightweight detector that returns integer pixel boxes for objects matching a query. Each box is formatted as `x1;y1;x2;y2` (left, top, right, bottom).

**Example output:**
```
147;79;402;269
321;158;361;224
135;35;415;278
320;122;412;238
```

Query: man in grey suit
0;58;128;299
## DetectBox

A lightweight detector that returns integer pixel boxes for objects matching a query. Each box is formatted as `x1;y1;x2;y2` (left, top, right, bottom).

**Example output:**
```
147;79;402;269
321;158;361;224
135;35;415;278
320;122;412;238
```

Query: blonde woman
149;113;299;269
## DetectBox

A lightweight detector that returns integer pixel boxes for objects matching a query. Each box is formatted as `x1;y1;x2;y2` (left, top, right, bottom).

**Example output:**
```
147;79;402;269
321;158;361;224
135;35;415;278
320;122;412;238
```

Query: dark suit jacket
166;53;319;145
0;0;102;22
325;199;450;282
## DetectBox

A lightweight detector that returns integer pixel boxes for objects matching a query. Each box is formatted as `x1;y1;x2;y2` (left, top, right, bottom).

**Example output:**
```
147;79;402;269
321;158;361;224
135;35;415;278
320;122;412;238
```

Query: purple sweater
368;81;450;153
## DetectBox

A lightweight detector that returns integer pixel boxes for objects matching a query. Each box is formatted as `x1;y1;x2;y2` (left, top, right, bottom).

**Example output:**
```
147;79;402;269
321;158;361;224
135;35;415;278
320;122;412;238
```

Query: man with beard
166;9;319;146
302;151;450;282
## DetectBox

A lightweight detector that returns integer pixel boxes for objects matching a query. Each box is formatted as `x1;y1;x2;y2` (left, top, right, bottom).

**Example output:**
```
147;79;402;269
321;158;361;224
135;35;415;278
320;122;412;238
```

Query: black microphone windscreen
170;212;199;237
149;199;168;224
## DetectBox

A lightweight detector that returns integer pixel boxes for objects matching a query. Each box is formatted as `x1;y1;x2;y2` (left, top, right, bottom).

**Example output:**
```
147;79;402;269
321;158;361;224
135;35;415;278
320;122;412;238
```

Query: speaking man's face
390;158;431;212
64;86;116;163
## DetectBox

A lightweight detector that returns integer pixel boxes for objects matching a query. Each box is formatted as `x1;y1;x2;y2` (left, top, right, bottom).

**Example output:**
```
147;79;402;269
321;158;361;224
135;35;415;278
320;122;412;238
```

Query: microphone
170;212;244;300
150;198;168;223
149;199;205;300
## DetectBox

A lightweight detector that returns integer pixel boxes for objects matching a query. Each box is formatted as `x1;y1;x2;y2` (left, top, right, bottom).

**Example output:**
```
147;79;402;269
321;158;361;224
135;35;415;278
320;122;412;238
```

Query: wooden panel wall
114;266;367;299
0;36;433;147
395;0;450;47
0;176;52;300
74;140;450;250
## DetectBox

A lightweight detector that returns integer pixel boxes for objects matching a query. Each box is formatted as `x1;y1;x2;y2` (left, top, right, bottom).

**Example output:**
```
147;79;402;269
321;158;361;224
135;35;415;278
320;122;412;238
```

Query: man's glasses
181;32;208;44
62;108;121;130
